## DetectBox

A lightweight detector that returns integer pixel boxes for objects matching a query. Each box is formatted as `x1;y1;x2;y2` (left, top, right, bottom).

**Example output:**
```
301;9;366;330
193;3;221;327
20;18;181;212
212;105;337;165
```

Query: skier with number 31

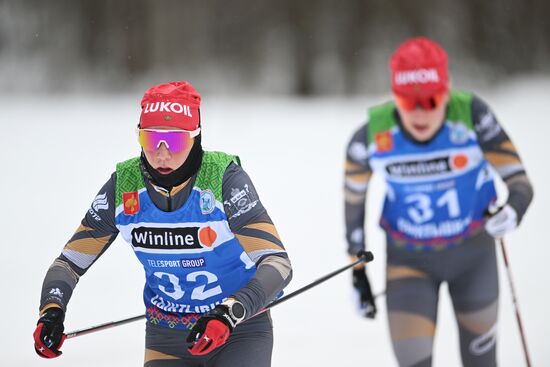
34;81;292;367
344;37;533;367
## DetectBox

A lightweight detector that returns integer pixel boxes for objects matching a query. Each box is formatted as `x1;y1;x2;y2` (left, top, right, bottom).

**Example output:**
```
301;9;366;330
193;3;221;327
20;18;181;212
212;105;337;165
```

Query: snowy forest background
1;1;549;366
1;0;550;95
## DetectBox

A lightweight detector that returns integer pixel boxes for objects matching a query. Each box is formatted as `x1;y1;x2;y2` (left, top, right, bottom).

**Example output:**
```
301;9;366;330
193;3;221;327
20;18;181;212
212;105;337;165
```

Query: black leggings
386;231;498;367
144;311;273;367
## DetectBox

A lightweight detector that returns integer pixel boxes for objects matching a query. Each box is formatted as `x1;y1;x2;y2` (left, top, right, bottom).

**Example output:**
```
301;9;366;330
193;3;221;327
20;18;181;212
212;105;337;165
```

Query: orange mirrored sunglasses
394;92;446;111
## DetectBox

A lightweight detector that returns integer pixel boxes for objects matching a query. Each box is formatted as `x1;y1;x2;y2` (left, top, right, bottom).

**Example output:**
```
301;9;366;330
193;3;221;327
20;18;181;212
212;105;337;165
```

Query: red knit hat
390;37;449;98
140;81;201;130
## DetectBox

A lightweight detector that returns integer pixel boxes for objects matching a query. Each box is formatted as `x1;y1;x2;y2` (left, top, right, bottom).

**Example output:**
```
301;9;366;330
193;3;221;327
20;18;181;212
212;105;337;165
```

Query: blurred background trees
1;0;549;95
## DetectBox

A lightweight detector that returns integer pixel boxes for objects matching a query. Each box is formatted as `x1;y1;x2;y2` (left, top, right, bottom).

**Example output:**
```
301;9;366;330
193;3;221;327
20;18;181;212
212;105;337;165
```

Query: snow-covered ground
2;77;549;366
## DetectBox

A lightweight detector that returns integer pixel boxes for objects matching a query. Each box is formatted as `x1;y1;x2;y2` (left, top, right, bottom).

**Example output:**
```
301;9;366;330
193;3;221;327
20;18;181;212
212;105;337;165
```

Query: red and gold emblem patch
123;192;140;215
375;131;393;152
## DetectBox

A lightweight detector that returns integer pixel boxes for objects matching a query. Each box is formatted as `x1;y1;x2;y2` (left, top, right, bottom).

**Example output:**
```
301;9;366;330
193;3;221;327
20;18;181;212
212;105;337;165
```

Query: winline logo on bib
131;226;217;250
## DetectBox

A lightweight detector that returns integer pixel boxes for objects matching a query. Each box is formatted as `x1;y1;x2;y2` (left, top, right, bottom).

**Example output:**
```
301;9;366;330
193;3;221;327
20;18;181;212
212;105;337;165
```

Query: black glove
33;307;66;358
352;268;377;319
187;300;245;355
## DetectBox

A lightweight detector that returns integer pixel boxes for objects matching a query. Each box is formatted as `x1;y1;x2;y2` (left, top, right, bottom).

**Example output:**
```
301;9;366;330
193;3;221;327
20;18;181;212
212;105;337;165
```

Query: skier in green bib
344;37;533;366
34;81;292;366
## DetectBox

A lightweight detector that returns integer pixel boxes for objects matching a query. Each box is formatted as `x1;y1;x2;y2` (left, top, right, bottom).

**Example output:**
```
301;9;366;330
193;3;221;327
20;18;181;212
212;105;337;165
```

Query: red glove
187;300;245;355
33;307;67;358
188;319;231;355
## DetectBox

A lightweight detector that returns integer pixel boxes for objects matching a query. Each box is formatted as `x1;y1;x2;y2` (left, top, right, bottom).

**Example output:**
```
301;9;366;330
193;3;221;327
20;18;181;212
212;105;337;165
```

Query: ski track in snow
2;78;549;366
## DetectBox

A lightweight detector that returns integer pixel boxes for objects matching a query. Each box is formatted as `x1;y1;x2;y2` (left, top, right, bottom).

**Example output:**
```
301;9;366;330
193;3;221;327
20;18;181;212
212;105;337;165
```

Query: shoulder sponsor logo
475;111;501;141
89;192;109;221
224;184;258;219
348;141;369;161
92;193;109;211
123;192;140;215
375;131;393;152
200;189;216;214
394;68;440;86
131;226;217;249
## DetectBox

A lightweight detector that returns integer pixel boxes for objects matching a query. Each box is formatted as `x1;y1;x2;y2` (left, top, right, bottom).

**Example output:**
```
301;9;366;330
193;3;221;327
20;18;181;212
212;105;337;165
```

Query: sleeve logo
49;288;64;298
89;192;109;221
92;192;109;211
224;185;258;219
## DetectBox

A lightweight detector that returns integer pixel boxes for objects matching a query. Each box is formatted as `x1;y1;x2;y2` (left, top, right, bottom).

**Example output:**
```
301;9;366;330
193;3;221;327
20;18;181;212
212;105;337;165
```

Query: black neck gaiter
140;135;203;190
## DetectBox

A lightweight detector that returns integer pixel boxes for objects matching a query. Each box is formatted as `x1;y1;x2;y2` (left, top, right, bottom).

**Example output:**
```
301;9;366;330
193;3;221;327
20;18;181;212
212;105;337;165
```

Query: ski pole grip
357;250;374;263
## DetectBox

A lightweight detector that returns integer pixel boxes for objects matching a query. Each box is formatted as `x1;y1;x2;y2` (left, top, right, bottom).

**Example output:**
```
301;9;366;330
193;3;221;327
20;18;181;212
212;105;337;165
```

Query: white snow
2;77;549;366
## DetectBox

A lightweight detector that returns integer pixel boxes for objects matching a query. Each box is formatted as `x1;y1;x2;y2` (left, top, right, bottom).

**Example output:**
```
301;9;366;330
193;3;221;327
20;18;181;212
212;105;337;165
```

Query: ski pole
65;250;374;339
65;314;146;339
262;250;374;310
499;238;532;367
